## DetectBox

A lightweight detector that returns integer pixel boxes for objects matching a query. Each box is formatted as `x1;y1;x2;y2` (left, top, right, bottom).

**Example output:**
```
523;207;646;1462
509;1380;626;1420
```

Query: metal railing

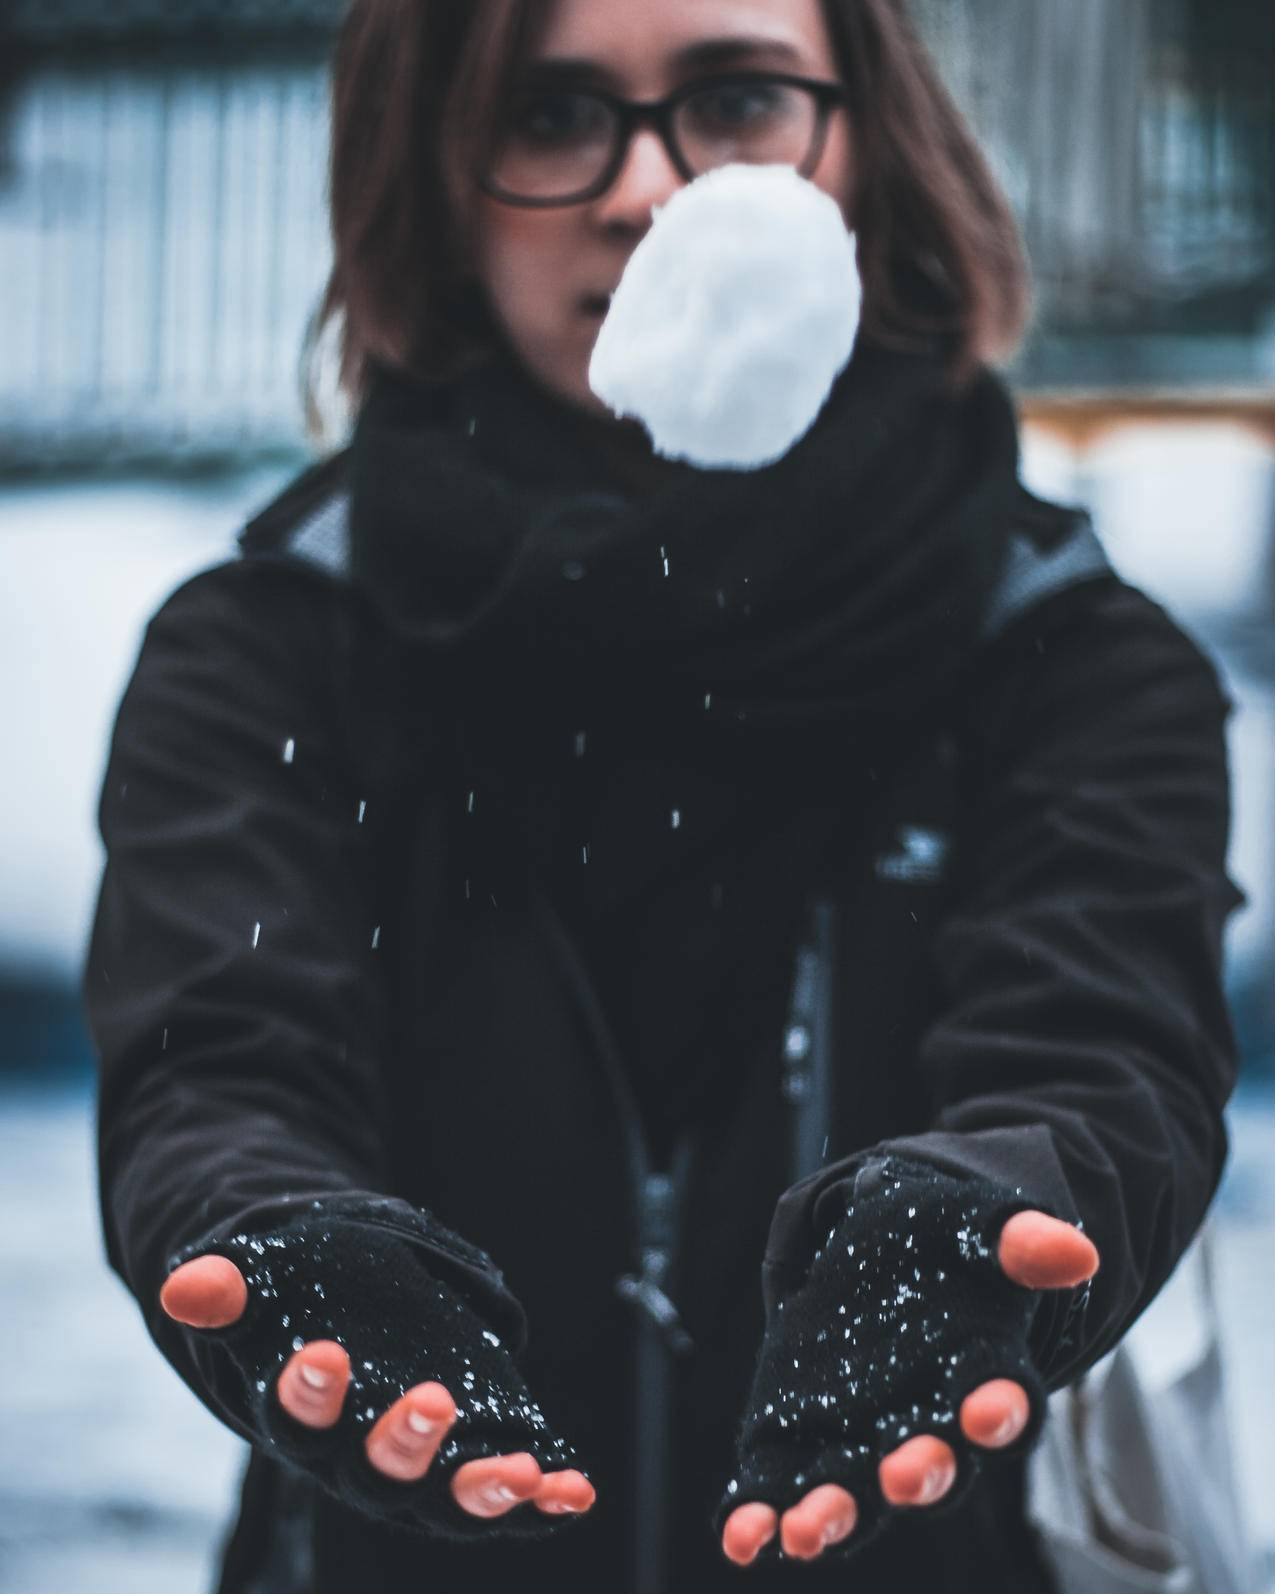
912;0;1275;329
5;2;345;43
0;54;332;468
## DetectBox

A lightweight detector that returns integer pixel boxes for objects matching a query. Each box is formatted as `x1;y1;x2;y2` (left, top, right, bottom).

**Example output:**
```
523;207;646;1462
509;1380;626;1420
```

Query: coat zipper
530;886;837;1591
615;1164;695;1359
528;888;694;1594
615;1147;695;1594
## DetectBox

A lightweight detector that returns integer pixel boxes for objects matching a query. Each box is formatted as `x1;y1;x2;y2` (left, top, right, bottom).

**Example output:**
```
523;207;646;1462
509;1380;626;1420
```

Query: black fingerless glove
716;1158;1050;1560
166;1193;585;1542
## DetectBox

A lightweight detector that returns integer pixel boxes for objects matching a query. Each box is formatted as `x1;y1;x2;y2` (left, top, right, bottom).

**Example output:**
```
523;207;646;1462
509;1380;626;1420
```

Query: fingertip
879;1435;957;1507
722;1502;777;1565
159;1254;247;1328
451;1452;547;1518
552;1469;595;1504
276;1341;350;1428
779;1510;823;1560
999;1211;1101;1290
721;1532;754;1567
299;1339;350;1380
533;1469;596;1515
406;1380;458;1429
778;1485;857;1560
960;1379;1030;1448
502;1452;545;1499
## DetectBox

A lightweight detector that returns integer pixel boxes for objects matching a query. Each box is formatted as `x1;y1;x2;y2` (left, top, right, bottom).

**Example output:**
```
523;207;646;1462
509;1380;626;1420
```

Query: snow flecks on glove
717;1158;1050;1560
167;1194;584;1541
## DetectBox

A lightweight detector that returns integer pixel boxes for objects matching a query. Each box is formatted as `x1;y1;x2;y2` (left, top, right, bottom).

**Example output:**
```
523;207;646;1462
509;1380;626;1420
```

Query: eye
507;90;610;146
685;80;788;130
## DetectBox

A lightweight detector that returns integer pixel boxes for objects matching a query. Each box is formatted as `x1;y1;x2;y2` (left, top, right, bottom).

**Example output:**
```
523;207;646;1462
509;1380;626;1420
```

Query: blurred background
1;1;1272;1589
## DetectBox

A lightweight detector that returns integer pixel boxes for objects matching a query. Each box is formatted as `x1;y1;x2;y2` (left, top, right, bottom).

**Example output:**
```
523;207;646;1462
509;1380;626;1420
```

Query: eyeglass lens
487;79;822;202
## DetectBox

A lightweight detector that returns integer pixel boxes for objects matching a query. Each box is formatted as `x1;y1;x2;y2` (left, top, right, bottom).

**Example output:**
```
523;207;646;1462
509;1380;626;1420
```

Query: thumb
160;1253;248;1328
998;1210;1100;1291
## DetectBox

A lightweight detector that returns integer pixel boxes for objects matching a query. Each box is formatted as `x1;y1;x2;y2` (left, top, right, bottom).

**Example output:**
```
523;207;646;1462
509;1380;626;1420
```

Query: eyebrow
522;35;808;88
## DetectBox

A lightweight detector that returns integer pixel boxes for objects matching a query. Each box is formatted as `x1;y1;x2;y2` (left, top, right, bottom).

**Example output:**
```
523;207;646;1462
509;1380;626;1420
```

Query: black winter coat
84;447;1247;1594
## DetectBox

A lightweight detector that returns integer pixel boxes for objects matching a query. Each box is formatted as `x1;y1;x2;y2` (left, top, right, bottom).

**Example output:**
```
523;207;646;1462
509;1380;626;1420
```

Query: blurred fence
0;0;1272;470
914;0;1275;320
3;0;343;33
0;47;333;467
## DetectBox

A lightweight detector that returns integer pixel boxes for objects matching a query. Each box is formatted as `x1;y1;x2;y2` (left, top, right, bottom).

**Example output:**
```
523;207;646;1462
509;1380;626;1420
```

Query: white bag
1026;1218;1260;1593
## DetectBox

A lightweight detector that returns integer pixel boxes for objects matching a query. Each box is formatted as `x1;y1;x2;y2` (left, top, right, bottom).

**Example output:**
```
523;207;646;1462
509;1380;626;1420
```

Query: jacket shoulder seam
236;449;352;576
979;506;1113;646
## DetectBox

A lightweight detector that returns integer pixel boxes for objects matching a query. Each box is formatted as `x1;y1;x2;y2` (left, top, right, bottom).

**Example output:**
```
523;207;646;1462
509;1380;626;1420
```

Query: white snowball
587;163;861;472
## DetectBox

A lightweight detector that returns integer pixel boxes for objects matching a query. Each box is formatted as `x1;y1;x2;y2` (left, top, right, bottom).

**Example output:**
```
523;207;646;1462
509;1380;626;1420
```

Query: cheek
812;117;857;230
476;205;574;321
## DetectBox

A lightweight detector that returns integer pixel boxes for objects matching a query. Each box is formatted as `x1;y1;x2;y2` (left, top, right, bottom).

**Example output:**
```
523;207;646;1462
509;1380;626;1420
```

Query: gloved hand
161;1193;591;1541
716;1157;1097;1565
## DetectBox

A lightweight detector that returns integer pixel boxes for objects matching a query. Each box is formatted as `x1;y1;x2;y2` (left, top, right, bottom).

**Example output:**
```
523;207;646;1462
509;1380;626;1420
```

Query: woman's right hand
161;1253;595;1521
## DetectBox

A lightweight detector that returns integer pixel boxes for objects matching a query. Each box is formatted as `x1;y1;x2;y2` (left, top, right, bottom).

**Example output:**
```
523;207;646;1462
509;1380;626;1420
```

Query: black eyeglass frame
476;71;849;208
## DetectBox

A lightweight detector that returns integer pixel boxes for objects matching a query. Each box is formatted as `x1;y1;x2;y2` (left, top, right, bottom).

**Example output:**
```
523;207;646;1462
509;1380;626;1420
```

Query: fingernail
991;1416;1020;1446
920;1467;949;1503
407;1411;437;1436
299;1364;330;1390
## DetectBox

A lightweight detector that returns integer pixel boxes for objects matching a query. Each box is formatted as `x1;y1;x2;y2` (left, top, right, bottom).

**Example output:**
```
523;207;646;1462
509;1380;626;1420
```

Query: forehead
526;0;836;69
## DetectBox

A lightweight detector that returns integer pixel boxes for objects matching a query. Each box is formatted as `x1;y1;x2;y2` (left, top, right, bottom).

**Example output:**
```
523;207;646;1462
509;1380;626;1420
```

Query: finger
779;1484;857;1560
960;1379;1030;1449
533;1469;597;1515
159;1255;248;1329
999;1211;1100;1290
364;1381;457;1481
878;1434;957;1507
721;1502;778;1566
450;1452;543;1518
274;1340;350;1429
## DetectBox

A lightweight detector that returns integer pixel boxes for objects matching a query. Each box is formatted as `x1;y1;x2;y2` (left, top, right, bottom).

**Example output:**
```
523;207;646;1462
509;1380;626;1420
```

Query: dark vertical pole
781;897;838;1182
632;1170;676;1594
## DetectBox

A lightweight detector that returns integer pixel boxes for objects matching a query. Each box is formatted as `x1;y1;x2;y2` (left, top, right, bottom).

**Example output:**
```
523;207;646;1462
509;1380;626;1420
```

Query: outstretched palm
720;1209;1099;1565
160;1256;596;1520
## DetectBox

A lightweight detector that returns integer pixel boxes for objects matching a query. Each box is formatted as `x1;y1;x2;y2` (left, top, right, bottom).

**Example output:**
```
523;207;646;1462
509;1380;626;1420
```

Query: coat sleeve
763;575;1249;1392
83;558;499;1444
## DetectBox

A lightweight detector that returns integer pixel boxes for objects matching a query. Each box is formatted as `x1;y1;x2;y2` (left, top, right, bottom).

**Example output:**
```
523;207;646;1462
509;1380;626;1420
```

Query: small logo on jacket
874;825;950;883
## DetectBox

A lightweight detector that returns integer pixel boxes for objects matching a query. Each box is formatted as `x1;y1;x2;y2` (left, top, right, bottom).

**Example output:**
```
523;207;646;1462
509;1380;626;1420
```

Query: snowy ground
0;1077;245;1594
1;1075;1273;1593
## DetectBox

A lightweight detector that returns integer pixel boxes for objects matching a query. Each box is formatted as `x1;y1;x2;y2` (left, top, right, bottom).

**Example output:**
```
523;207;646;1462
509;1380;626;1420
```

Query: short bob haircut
302;0;1033;434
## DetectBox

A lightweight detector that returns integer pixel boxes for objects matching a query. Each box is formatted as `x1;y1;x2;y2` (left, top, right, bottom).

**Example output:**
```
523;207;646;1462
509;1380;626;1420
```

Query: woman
84;1;1246;1590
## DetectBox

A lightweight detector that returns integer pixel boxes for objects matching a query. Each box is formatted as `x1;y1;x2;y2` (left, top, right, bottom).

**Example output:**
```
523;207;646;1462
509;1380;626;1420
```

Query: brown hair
301;0;1033;440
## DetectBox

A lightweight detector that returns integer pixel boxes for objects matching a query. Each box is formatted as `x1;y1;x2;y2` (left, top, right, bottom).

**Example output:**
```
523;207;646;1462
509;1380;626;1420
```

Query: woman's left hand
721;1209;1099;1565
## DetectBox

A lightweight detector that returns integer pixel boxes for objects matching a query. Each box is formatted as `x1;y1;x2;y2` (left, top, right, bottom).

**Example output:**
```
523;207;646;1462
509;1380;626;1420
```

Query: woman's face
468;0;856;423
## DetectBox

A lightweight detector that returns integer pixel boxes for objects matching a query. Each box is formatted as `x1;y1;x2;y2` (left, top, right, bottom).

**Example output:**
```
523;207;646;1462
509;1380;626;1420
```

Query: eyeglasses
478;72;847;208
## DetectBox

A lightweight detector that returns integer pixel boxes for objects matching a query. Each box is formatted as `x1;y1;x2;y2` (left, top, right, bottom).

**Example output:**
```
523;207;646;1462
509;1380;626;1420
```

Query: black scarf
347;337;1024;1155
350;336;1021;742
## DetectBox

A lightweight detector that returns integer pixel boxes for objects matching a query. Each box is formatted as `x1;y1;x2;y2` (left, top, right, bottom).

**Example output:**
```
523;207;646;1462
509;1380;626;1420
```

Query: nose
593;125;686;227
